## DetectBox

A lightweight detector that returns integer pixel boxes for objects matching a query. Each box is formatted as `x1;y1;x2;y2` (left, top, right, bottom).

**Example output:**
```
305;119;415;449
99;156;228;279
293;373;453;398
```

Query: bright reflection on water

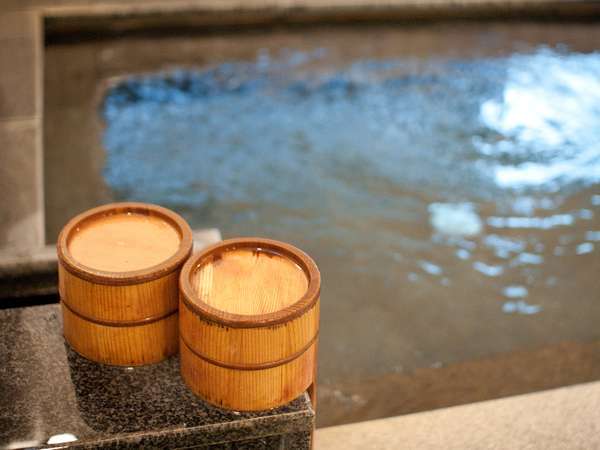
103;47;600;379
477;49;600;189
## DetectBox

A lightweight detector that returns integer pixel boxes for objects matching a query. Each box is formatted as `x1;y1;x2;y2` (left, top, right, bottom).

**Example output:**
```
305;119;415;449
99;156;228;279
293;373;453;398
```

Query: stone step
316;380;600;449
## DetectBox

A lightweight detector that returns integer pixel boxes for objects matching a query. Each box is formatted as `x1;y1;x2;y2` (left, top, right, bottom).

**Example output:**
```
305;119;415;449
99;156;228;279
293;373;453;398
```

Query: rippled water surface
101;44;600;395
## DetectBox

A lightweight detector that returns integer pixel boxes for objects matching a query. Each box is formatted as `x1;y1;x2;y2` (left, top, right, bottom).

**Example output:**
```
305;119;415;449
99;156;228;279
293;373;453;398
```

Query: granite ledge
0;303;314;450
44;410;314;449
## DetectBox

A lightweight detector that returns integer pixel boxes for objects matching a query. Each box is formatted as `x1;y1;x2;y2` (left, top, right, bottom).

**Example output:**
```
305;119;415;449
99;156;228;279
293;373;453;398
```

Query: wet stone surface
0;304;313;449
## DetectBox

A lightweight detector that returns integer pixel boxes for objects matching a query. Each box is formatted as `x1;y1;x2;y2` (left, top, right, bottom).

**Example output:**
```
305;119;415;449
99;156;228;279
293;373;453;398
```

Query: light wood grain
57;202;192;366
192;247;308;315
59;263;180;365
179;297;319;366
59;264;179;322
179;237;320;411
63;303;179;366
180;336;317;411
68;212;180;272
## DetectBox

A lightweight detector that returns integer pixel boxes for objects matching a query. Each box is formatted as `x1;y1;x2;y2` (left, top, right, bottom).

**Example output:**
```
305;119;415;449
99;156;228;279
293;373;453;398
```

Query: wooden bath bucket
179;237;320;411
57;202;193;366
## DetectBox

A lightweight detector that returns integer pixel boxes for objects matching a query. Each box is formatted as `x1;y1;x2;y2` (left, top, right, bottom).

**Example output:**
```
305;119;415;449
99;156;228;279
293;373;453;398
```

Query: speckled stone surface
0;304;314;449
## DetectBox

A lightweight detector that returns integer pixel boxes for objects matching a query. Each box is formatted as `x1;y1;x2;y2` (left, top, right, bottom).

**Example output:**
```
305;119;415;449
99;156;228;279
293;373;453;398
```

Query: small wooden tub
179;237;320;411
57;202;193;366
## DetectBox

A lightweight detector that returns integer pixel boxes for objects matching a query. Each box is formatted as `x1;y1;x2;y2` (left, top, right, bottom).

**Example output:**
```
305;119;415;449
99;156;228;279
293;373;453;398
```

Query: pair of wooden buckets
57;202;320;411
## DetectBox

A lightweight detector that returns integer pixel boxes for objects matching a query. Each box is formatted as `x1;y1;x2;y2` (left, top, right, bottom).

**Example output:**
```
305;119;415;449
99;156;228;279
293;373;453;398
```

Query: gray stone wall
0;10;43;253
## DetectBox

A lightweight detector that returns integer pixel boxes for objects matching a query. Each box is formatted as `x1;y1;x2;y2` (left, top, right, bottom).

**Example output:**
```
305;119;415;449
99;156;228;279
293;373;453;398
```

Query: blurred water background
45;23;600;425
